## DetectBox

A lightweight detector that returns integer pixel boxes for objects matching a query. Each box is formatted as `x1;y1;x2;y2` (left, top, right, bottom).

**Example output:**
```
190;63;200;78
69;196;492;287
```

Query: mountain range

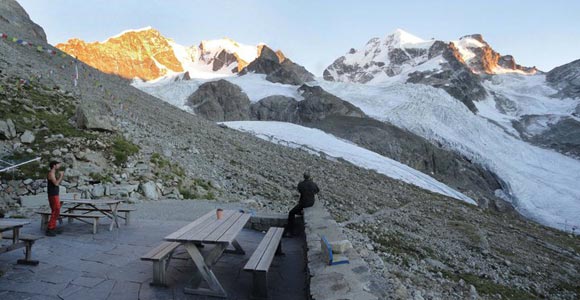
50;23;580;232
1;0;579;298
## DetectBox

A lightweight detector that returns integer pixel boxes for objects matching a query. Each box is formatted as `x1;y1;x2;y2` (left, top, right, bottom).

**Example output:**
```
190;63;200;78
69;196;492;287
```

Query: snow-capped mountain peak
324;30;538;86
387;28;429;48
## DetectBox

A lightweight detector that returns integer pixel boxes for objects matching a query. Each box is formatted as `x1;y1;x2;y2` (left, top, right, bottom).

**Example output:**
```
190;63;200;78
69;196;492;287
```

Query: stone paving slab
0;214;307;300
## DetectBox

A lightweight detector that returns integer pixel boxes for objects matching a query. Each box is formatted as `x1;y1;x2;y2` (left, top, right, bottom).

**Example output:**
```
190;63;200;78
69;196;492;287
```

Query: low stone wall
304;201;379;300
246;213;287;231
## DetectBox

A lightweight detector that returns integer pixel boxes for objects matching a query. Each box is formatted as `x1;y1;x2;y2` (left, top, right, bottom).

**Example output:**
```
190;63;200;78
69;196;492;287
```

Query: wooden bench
140;241;181;287
65;207;136;225
320;236;349;266
243;227;284;300
36;211;101;234
1;233;42;265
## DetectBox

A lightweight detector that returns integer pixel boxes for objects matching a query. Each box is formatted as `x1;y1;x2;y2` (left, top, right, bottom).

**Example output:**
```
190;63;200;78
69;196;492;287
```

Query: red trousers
48;195;61;230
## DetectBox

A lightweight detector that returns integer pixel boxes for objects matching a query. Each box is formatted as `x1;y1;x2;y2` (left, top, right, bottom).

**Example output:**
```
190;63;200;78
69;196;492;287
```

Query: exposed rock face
211;49;239;72
307;115;508;210
457;34;537;75
250;85;366;123
295;85;366;122
186;79;251;121
407;41;487;112
240;45;314;85
56;28;183;81
250;96;299;123
0;0;47;43
516;116;580;158
546;59;580;99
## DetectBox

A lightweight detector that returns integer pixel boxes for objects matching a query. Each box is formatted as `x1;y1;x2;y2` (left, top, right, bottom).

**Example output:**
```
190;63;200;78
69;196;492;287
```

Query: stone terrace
0;201;307;300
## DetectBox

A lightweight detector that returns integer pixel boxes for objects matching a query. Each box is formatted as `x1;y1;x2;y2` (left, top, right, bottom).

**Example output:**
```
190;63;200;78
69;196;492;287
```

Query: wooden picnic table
164;209;251;298
0;219;39;265
0;219;29;247
60;199;123;231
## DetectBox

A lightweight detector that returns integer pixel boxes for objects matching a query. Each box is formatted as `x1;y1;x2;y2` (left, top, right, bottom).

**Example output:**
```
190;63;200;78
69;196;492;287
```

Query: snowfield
478;73;578;137
133;70;580;232
132;73;302;110
320;80;580;231
222;121;476;205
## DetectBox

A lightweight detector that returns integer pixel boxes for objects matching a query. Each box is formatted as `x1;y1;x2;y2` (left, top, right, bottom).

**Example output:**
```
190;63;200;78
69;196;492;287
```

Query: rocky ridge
56;28;183;81
239;45;315;85
323;30;537;112
546;59;580;99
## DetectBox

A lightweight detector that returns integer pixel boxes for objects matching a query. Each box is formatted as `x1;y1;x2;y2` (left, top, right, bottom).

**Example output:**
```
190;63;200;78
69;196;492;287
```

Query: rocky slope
0;0;46;43
547;59;580;99
1;2;579;298
186;80;510;209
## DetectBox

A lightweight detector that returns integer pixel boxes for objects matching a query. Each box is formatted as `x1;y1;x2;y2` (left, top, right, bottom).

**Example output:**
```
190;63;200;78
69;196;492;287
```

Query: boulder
91;184;105;197
75;102;116;132
140;181;159;200
109;184;139;196
20;130;35;144
186;79;251;122
0;119;17;139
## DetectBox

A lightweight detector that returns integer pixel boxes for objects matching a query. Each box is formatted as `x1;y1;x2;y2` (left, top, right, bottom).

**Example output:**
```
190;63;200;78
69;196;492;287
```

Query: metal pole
0;157;41;173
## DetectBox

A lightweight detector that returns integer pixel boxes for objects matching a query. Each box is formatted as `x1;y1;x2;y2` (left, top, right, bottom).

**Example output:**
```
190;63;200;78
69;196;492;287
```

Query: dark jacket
297;179;319;207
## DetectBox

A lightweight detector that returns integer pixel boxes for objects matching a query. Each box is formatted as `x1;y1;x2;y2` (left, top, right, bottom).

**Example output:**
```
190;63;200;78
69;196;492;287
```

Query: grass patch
550;281;580;296
8;215;27;219
111;136;139;166
89;172;113;183
151;152;186;182
441;271;537;299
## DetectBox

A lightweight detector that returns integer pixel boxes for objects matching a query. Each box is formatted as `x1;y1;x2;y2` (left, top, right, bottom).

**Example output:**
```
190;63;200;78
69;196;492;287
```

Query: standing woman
46;161;64;236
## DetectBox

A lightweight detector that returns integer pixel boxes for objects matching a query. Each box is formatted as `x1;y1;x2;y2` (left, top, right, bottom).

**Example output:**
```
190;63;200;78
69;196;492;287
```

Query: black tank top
47;174;59;196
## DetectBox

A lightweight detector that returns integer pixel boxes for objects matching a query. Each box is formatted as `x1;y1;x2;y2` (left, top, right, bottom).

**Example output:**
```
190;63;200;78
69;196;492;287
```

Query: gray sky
18;0;580;75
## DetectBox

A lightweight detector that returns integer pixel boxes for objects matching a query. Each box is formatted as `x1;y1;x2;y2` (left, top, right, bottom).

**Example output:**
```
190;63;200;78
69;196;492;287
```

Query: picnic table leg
251;271;269;300
12;228;19;244
17;240;39;266
224;239;245;255
107;202;120;231
183;242;228;298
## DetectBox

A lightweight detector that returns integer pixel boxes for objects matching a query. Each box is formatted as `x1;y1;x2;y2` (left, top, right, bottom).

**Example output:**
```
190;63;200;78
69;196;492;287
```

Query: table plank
0;220;30;231
165;210;216;240
204;213;244;242
184;211;237;241
216;213;251;243
61;199;122;205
